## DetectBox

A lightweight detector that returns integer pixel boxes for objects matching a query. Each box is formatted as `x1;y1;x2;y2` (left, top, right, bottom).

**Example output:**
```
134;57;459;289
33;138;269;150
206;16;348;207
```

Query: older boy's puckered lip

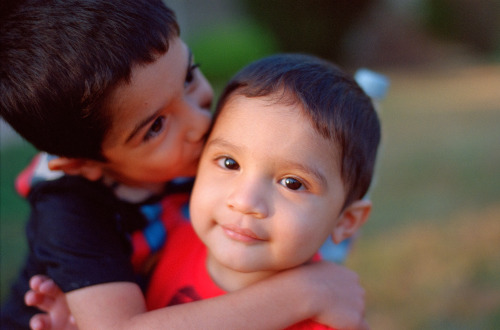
220;224;266;243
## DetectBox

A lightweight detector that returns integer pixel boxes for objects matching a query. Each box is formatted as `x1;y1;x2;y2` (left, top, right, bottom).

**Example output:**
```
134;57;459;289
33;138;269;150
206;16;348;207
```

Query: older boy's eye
185;63;200;86
144;117;165;141
279;177;303;190
217;157;240;170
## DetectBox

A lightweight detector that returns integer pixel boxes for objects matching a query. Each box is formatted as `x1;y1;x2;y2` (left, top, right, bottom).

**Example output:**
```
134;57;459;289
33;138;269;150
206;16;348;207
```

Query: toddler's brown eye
216;156;240;170
224;158;239;170
282;177;302;190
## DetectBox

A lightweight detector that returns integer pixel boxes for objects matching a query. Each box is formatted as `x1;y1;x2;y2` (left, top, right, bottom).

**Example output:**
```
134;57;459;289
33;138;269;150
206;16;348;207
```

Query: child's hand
24;275;76;330
300;261;368;330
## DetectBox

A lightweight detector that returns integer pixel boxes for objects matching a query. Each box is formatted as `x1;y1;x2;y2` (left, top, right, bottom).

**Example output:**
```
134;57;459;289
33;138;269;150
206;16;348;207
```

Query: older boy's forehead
103;38;189;147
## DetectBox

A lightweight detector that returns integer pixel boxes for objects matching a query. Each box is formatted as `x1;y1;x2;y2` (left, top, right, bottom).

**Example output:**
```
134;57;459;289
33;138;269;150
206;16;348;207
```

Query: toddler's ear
48;157;104;181
331;199;372;244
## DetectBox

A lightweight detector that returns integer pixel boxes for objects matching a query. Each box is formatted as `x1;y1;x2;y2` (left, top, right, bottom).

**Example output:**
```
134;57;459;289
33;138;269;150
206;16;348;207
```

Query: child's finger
25;290;41;306
39;278;58;295
29;275;50;291
29;313;51;330
29;274;59;296
25;290;55;312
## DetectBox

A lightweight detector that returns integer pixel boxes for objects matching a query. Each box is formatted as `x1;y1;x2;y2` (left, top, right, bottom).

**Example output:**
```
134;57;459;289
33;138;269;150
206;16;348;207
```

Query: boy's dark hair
216;54;381;208
0;0;179;160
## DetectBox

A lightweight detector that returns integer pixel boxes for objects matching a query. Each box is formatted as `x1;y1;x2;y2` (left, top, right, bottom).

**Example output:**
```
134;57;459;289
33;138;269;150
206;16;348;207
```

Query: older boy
1;1;365;329
146;53;381;329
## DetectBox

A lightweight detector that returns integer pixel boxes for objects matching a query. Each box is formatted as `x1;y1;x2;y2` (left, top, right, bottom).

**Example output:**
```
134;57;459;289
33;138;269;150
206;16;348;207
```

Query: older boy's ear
48;157;104;181
331;199;372;244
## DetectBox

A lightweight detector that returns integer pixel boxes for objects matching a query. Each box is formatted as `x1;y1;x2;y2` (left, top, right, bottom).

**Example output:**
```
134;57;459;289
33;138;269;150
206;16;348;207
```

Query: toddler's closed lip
221;224;265;243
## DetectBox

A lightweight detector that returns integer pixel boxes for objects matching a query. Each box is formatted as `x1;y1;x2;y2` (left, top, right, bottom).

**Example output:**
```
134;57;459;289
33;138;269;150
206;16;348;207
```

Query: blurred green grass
1;142;36;301
348;65;500;329
188;19;278;85
366;67;500;236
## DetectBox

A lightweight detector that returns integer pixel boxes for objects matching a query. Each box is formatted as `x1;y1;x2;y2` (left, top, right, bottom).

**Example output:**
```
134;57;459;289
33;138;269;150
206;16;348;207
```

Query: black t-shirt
1;175;148;329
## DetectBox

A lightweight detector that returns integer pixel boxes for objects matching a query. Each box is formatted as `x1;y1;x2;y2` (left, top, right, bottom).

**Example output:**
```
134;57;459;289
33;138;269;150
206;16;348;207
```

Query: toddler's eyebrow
281;160;328;188
205;137;241;153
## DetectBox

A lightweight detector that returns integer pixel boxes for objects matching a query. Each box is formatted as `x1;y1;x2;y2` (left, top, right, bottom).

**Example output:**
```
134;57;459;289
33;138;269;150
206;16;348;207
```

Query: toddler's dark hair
216;54;381;208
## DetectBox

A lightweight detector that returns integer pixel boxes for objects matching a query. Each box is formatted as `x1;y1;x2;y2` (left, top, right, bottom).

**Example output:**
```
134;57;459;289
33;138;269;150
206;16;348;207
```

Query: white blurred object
0;118;25;149
354;68;390;103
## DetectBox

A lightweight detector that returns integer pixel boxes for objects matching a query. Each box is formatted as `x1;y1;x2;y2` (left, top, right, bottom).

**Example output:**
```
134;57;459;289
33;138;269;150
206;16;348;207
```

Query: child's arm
27;261;367;330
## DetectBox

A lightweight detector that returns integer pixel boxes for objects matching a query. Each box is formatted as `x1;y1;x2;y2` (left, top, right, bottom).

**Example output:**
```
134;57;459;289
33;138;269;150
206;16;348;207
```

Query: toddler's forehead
222;91;342;163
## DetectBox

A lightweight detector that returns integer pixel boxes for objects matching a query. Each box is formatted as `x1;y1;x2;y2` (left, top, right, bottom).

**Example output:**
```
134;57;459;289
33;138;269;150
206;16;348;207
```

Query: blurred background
1;0;499;328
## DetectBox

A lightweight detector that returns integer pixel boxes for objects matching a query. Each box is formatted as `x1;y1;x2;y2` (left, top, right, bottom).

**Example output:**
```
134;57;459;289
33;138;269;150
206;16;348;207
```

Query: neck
205;253;279;292
102;175;166;203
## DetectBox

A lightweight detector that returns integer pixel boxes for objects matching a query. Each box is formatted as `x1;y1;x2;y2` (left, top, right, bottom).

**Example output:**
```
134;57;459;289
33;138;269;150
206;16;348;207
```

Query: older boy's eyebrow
125;107;163;143
187;48;193;70
184;48;194;81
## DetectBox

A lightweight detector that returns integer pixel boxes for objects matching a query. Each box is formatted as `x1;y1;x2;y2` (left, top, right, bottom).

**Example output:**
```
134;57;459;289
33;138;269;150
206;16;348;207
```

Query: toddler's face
190;94;347;284
97;37;213;189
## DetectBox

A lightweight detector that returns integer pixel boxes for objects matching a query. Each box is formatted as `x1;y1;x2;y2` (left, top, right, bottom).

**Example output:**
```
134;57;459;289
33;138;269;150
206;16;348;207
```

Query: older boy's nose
186;107;212;143
197;71;214;111
226;178;269;219
185;72;213;143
